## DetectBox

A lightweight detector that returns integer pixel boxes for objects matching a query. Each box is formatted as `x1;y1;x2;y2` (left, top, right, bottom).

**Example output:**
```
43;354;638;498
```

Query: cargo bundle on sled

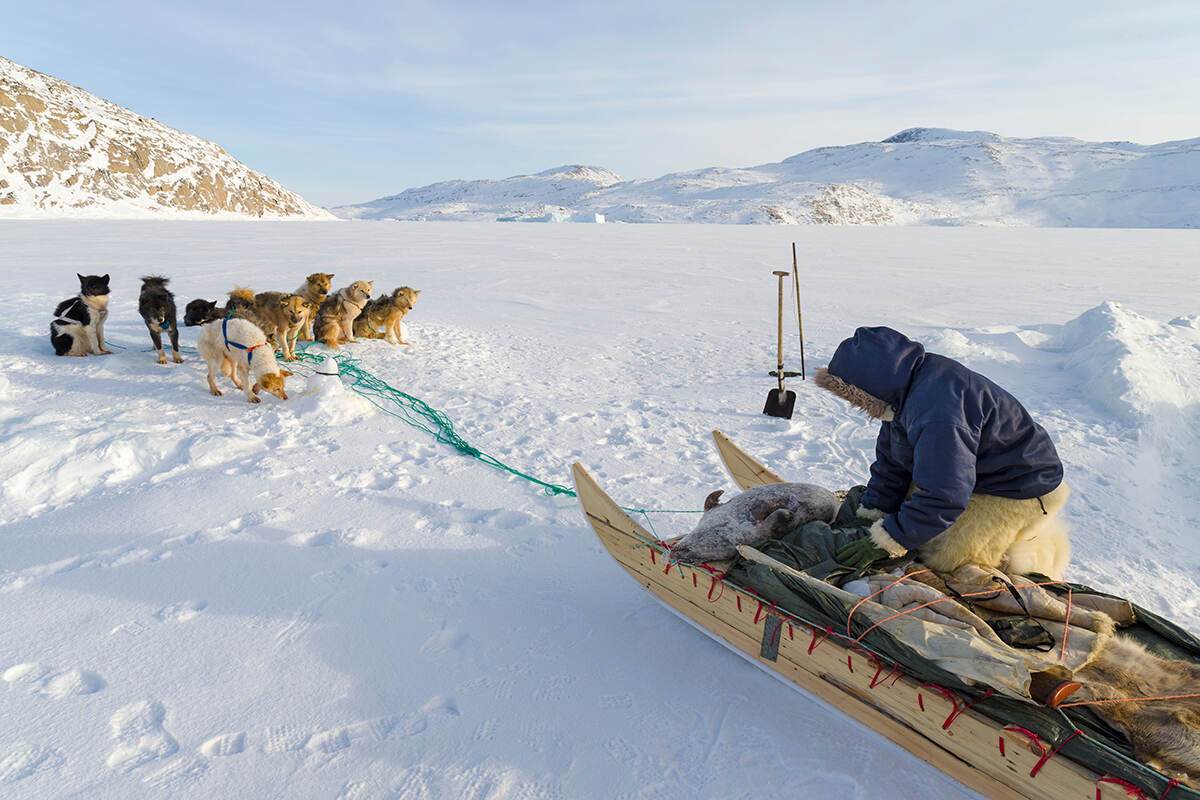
572;431;1200;800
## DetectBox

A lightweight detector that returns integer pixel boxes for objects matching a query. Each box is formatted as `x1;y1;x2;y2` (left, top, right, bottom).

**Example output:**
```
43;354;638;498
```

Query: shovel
763;270;801;419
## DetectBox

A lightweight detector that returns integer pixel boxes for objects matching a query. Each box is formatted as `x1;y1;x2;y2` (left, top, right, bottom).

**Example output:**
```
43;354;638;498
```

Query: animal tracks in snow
199;732;245;757
3;662;105;698
107;700;179;773
0;743;65;785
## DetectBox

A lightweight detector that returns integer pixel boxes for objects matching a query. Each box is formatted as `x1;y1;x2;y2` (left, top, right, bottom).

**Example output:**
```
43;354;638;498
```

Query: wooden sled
572;431;1147;800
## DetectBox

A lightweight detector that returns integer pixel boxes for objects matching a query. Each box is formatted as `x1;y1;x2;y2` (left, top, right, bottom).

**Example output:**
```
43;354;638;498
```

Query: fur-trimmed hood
814;327;926;420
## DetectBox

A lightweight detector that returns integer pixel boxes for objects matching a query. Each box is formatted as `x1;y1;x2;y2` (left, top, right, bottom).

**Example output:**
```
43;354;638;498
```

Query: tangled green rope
289;342;700;521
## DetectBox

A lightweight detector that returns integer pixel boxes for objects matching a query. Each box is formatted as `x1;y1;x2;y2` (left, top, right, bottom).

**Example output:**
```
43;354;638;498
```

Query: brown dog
353;287;420;344
314;280;373;349
294;272;334;341
226;287;276;346
254;292;313;361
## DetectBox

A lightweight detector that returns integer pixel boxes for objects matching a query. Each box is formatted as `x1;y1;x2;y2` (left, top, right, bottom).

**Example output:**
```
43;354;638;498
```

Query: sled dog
183;297;224;327
353;287;420;344
314;280;373;349
225;287;276;345
197;317;292;403
254;291;312;361
138;276;183;364
50;273;113;357
294;272;334;341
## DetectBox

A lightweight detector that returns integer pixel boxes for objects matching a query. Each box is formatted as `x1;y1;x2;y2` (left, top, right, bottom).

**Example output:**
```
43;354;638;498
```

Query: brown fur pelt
314;280;373;349
226;287;276;346
254;291;313;361
1076;637;1200;788
353;287;420;344
294;272;334;341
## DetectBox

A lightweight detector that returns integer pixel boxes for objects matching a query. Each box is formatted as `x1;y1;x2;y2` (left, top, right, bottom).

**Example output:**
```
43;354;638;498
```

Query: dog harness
222;318;267;364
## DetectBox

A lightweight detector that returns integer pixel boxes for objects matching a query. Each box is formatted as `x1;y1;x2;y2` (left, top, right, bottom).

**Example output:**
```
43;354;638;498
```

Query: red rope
706;576;724;603
754;601;764;625
1161;779;1182;800
808;626;833;655
1095;777;1149;799
1058;692;1200;709
918;684;993;730
845;568;931;635
870;662;904;689
1031;728;1081;777
853;580;1064;643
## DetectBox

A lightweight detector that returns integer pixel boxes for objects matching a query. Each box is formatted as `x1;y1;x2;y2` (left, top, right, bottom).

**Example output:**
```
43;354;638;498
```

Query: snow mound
1044;302;1200;430
924;329;1017;363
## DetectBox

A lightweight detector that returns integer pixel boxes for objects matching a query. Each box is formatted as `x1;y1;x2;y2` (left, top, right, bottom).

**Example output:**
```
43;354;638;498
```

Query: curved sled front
712;429;784;489
571;461;1123;800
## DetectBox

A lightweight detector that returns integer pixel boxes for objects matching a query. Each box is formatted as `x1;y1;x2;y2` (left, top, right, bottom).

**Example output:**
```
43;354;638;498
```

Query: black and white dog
138;276;183;364
50;274;113;357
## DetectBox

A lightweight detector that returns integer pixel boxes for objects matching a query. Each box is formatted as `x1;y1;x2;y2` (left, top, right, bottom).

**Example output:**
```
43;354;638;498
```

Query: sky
4;1;1199;207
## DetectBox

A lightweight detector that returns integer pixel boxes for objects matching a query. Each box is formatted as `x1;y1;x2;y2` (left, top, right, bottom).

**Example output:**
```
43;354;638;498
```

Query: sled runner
572;434;1200;800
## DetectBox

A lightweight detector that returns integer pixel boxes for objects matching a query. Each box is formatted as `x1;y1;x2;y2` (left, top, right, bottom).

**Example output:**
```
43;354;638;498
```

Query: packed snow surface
333;128;1200;227
2;222;1198;798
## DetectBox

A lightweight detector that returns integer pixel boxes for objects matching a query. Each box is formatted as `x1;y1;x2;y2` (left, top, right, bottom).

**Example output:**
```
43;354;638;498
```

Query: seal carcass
670;482;839;563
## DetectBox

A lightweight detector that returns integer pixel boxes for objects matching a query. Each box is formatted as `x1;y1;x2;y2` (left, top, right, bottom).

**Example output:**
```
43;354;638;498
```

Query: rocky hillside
0;56;330;219
334;128;1200;227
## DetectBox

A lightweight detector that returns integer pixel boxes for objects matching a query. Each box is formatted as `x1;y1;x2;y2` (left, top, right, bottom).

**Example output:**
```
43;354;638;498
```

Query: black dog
183;298;224;327
138;276;182;364
50;273;112;356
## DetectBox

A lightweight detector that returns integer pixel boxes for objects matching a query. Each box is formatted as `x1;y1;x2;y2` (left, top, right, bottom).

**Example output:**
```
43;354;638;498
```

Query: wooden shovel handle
773;271;788;390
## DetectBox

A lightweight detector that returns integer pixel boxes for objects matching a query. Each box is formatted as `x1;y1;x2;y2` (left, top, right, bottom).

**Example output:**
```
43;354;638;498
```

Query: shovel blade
763;388;796;419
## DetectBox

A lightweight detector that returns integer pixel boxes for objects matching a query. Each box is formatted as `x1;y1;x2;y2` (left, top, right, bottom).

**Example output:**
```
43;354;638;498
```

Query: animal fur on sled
1076;637;1200;788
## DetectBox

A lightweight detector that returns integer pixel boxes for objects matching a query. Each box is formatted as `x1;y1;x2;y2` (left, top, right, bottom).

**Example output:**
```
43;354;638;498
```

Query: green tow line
288;342;700;527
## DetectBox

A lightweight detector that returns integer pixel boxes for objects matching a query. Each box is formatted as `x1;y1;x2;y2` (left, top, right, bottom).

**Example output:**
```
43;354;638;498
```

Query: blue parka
827;327;1063;551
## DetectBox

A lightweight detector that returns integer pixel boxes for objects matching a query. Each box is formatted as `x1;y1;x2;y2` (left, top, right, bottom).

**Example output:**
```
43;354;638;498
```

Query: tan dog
197;317;292;403
294;272;334;341
254;291;312;361
314;280;373;349
353;287;420;344
226;287;276;346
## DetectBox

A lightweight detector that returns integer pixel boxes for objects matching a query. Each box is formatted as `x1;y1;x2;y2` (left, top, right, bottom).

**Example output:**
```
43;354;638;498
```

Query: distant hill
334;127;1200;227
0;56;331;219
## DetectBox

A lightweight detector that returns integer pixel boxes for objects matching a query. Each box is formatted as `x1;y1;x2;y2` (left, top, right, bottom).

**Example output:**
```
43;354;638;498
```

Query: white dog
197;317;292;403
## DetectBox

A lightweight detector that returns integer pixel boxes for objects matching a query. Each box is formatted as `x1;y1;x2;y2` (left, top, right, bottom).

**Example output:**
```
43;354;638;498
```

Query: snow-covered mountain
334;128;1200;227
0;56;331;219
333;165;622;223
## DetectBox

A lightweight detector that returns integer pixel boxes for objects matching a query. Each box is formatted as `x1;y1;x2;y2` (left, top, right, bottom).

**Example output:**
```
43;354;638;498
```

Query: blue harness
222;318;265;364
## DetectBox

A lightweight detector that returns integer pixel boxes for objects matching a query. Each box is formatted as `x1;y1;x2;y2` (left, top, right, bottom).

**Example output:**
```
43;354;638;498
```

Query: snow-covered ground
2;222;1198;798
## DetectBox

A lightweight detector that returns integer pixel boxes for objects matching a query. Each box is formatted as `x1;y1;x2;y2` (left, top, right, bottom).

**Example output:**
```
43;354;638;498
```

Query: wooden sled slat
712;430;784;489
572;461;1109;800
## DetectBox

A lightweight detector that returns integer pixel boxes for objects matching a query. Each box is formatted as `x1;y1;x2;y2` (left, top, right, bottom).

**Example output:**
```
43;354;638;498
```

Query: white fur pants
917;482;1071;579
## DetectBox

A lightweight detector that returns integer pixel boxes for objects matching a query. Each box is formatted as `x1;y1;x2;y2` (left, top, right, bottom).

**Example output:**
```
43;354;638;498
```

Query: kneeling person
815;326;1069;579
